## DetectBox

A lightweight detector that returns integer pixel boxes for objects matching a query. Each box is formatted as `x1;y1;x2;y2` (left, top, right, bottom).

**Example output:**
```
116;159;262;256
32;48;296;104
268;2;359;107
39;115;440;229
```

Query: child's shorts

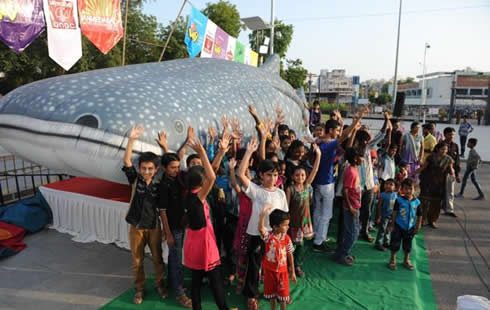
263;268;290;301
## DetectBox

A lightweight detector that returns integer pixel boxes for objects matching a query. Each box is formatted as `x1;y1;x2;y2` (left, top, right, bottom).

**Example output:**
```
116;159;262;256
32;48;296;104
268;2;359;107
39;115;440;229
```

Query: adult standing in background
442;127;461;218
458;115;473;158
309;100;322;132
400;122;424;176
422;124;437;162
429;121;444;142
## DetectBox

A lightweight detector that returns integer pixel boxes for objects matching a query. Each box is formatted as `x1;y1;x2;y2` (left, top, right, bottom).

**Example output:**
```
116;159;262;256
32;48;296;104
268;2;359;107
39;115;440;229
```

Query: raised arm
211;131;231;173
124;125;144;167
258;122;268;161
258;203;273;238
177;126;195;162
237;137;258;190
338;104;370;144
228;158;241;193
188;139;216;201
248;105;262;127
306;144;322;185
155;130;168;154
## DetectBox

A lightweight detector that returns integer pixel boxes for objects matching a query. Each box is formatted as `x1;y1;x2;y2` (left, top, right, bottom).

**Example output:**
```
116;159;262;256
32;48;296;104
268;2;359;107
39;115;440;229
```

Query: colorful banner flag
244;47;251;65
234;40;245;63
212;26;228;60
184;6;207;58
200;19;216;58
78;0;123;55
225;36;236;61
249;50;258;67
43;0;82;70
0;0;45;53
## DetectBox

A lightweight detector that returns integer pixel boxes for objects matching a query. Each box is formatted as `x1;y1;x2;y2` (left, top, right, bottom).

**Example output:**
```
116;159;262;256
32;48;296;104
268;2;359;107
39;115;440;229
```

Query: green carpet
101;210;436;310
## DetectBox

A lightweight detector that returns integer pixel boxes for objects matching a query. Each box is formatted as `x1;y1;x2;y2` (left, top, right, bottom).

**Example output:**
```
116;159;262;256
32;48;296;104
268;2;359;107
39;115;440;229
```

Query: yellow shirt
423;134;437;161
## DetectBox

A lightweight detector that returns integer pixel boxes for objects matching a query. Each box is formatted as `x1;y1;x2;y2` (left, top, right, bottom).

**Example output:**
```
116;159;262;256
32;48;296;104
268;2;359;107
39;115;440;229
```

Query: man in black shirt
122;125;166;304
159;153;192;308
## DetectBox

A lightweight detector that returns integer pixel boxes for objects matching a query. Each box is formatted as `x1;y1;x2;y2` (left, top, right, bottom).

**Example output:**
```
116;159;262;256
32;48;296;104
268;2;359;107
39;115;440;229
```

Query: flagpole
122;0;130;66
159;0;188;62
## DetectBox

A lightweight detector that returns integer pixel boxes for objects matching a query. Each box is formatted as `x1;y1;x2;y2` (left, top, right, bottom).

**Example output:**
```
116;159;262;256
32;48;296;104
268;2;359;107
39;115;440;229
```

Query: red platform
44;177;131;203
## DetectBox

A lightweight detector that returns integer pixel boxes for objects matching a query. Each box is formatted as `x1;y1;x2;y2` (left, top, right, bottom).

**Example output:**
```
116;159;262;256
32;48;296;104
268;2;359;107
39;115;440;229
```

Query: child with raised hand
259;205;297;310
229;156;253;294
388;178;422;271
374;179;397;251
286;143;321;277
237;138;289;310
122;125;167;305
182;139;236;310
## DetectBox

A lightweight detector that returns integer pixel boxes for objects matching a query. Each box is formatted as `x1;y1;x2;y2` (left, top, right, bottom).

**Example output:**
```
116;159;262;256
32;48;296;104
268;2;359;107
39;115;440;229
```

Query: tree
281;59;308;89
398;77;415;85
369;92;392;105
0;4;163;94
202;1;244;38
249;19;293;58
156;16;188;61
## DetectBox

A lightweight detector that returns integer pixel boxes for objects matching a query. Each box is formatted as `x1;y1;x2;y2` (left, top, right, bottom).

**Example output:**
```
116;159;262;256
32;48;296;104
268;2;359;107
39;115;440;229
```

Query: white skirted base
39;186;169;260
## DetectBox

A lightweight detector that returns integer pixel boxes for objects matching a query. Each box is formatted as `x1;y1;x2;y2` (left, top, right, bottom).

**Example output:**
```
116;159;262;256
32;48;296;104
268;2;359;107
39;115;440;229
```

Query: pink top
183;192;221;271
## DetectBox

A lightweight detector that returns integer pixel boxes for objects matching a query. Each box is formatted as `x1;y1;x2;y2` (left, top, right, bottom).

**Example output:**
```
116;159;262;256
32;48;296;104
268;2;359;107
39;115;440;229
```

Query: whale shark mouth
0;114;161;184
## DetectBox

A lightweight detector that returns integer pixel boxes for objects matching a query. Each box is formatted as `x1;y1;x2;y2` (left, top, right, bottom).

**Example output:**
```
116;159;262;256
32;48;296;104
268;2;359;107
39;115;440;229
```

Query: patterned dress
287;185;314;244
233;192;252;288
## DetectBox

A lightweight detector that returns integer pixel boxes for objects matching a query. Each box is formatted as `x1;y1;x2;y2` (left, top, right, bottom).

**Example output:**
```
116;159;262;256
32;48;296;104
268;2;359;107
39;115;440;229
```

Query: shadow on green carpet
101;208;436;310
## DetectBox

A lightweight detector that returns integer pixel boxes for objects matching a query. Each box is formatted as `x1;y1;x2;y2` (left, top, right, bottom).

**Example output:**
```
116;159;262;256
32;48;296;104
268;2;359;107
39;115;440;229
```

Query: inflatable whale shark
0;55;309;184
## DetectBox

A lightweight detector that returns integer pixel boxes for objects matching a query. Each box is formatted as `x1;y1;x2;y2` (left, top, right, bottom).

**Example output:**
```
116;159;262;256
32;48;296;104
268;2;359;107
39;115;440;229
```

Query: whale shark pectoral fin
260;54;280;75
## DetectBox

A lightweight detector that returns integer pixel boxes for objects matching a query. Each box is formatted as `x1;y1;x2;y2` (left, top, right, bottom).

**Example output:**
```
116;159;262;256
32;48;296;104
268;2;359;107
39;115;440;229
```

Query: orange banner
78;0;123;54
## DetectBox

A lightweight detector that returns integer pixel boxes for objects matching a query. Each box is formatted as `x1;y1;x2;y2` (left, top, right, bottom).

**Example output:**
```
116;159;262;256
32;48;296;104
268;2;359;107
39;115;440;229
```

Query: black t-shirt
122;166;160;229
159;172;186;231
391;130;403;148
184;193;207;230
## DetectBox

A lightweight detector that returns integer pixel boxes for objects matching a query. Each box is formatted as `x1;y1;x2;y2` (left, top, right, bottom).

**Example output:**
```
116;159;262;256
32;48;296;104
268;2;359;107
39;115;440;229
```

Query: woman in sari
414;142;454;228
400;122;424;177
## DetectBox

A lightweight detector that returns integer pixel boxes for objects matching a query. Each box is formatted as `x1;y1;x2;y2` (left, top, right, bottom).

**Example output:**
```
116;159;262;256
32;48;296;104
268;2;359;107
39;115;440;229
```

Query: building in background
309;69;356;104
388;70;489;117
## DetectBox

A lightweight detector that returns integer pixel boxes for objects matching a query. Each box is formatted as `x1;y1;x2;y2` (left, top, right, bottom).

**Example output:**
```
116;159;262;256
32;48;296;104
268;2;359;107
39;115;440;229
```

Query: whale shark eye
76;115;99;128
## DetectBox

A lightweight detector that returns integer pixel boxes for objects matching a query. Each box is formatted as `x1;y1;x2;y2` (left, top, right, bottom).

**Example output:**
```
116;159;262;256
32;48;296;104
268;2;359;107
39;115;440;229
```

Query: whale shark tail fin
296;87;307;102
260;54;280;75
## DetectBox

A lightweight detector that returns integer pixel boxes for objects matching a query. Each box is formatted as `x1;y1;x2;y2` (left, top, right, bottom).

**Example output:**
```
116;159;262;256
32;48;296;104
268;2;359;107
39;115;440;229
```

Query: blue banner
184;7;208;58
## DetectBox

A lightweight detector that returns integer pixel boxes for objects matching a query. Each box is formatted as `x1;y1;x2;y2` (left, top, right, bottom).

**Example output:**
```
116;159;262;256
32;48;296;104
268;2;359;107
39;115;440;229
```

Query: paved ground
0;164;489;310
424;162;490;309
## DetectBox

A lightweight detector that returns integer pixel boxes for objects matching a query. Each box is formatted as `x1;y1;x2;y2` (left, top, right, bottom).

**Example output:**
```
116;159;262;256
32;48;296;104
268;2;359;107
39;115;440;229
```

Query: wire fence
0;154;70;206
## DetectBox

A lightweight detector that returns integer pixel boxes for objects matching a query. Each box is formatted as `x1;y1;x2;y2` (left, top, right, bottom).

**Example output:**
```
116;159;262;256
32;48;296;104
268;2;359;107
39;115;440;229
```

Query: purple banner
0;0;45;53
212;26;228;60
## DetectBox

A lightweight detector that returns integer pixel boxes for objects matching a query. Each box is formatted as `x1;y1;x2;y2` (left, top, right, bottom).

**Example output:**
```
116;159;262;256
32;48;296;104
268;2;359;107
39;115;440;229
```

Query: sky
143;0;490;81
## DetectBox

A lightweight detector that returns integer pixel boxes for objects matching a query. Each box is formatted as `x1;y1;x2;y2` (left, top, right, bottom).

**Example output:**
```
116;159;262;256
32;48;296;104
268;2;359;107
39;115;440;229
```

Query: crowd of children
122;102;484;310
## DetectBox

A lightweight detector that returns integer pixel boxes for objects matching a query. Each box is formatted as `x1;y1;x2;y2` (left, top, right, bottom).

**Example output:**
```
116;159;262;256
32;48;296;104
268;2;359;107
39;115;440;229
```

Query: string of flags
0;1;258;71
0;0;124;71
184;6;259;66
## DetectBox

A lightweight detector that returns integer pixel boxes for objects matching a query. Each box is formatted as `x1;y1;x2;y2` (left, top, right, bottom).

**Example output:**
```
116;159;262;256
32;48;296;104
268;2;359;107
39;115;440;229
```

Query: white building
389;71;489;113
312;69;354;104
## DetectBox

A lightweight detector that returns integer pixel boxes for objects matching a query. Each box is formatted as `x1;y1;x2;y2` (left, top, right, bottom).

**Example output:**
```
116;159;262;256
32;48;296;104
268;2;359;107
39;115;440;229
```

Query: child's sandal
388;261;396;270
404;261;414;270
177;295;192;308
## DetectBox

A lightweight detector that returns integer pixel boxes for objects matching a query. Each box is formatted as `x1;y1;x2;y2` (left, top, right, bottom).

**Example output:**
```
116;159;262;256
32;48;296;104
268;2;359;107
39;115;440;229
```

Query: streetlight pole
420;43;430;123
270;0;275;55
391;0;403;107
